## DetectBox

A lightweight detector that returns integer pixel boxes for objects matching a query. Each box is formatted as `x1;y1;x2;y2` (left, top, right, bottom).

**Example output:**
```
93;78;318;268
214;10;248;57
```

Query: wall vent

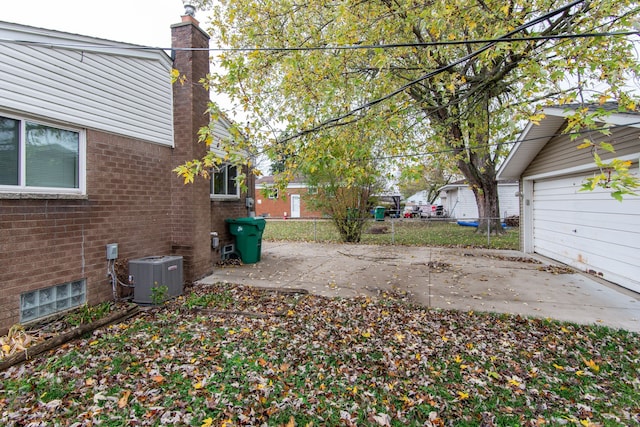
221;244;236;260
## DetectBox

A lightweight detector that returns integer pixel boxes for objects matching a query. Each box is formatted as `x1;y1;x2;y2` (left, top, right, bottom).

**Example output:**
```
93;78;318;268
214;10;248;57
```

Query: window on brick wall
211;163;239;199
20;279;86;323
267;187;279;199
0;114;85;194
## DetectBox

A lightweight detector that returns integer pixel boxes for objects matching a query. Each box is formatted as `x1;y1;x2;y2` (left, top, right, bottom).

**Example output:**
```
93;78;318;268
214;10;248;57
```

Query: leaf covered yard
1;284;639;426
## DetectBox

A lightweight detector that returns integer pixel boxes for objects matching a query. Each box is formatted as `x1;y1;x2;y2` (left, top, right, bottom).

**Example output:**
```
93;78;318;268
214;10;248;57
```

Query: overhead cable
278;0;589;143
0;31;635;52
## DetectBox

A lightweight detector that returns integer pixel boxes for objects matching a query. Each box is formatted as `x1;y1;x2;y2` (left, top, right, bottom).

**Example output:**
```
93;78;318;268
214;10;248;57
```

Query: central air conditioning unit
129;256;183;304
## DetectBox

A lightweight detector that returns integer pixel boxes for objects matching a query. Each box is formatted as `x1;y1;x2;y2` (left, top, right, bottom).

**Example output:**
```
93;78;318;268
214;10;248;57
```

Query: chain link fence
261;216;520;250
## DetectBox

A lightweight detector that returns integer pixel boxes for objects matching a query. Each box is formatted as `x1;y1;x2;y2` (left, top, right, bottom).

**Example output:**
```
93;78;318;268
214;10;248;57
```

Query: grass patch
262;219;519;250
1;284;638;426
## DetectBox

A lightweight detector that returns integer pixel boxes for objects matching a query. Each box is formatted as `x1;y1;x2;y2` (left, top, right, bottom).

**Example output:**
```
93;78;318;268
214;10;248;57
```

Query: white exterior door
290;194;301;218
531;174;640;292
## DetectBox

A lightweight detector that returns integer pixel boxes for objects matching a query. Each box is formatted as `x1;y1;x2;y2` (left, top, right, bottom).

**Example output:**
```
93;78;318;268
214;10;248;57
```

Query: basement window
0;114;85;195
20;280;86;323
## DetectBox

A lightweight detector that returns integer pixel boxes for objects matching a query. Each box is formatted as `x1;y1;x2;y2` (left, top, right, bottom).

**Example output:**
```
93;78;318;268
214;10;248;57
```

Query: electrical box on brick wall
106;243;118;260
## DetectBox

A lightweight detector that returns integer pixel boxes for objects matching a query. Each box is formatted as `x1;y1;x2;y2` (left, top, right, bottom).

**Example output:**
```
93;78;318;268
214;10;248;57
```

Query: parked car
418;204;447;218
418;204;437;218
403;205;420;218
403;204;446;218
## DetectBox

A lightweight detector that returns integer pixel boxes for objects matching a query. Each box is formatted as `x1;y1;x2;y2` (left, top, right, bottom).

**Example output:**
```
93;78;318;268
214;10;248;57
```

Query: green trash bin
225;217;267;264
374;206;386;221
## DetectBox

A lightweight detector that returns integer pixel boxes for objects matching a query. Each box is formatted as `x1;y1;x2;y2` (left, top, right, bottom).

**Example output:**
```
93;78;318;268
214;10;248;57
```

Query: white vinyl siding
0;23;174;146
443;184;519;220
532;173;640;293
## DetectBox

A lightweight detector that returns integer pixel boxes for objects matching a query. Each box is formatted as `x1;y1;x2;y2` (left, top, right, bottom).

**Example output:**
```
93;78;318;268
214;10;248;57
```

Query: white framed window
267;188;279;199
0;114;85;194
211;163;239;199
20;279;86;323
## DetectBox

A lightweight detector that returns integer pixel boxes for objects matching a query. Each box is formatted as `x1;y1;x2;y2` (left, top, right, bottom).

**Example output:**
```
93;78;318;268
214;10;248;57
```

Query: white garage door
533;174;640;293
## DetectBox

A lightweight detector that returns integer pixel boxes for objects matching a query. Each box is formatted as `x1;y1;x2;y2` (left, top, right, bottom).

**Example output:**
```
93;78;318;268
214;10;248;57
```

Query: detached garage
498;105;640;293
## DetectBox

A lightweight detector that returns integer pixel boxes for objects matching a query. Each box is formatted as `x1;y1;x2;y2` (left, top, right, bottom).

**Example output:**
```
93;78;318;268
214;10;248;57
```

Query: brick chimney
170;6;213;282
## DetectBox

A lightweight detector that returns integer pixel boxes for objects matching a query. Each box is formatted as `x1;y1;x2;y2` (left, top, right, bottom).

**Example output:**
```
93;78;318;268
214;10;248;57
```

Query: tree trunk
455;144;504;235
333;209;365;243
471;177;503;235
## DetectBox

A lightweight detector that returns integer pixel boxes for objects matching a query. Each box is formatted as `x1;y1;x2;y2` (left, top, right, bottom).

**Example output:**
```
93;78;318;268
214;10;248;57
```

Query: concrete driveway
199;241;640;332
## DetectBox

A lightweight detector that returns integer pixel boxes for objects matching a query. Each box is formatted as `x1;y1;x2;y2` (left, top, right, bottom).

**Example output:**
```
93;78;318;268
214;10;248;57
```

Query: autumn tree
295;119;388;242
182;0;639;233
398;155;458;203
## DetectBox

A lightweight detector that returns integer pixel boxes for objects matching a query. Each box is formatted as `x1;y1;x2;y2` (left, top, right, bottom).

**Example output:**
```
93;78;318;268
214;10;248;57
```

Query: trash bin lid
226;217;266;230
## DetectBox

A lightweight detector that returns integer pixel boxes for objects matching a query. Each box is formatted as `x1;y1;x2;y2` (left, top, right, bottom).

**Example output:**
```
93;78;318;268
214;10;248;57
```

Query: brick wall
170;17;213;283
210;168;255;256
255;188;324;218
170;16;256;268
0;129;173;332
0;15;256;334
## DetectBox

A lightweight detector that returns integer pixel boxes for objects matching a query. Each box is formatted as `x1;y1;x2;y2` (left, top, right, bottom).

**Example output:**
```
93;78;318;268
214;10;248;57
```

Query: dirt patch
366;225;389;234
537;265;576;274
465;253;543;264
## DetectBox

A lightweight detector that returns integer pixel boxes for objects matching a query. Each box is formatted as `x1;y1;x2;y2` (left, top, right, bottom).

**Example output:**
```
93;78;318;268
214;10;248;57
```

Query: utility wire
0;31;635;52
211;31;638;51
314;119;640;162
277;0;589;144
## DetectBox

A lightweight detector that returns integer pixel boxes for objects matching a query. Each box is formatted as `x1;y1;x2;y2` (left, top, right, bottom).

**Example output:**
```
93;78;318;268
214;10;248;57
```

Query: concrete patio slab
199;241;640;332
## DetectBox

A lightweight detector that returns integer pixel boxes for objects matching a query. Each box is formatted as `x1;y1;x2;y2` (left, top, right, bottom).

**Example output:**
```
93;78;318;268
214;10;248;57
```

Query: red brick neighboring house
255;176;324;219
0;14;253;333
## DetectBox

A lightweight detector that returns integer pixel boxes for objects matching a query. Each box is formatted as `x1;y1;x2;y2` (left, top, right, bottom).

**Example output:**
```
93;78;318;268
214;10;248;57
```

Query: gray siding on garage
524;125;639;177
0;22;174;146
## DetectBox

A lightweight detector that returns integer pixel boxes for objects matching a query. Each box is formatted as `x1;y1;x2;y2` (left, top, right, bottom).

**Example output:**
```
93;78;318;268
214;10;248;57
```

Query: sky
1;0;208;48
1;0;269;167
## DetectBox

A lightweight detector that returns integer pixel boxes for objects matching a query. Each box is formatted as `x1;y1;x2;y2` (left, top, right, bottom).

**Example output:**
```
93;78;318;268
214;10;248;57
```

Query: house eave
497;105;640;181
438;181;518;193
498;110;568;181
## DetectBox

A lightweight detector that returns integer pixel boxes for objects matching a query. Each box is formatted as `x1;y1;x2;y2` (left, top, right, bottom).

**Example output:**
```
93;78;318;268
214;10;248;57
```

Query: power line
309;119;640;164
0;31;635;53
278;0;590;144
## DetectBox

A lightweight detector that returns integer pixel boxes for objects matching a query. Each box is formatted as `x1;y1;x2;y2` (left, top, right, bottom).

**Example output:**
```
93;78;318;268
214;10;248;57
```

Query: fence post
391;217;395;245
487;217;490;247
314;218;317;242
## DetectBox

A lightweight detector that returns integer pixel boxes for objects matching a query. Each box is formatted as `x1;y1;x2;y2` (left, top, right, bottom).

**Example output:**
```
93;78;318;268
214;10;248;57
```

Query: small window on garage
20;279;86;323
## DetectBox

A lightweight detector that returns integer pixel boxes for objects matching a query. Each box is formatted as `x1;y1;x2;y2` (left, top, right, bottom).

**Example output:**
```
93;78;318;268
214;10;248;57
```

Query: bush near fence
262;217;519;250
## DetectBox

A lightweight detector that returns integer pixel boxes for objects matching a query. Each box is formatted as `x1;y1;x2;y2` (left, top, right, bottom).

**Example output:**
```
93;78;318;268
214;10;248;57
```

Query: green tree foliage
184;0;639;232
398;155;458;203
301;124;386;242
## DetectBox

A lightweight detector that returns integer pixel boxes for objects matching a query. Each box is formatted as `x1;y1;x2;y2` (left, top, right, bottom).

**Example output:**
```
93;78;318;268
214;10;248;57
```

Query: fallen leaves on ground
1;284;639;426
0;325;38;358
0;302;130;362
